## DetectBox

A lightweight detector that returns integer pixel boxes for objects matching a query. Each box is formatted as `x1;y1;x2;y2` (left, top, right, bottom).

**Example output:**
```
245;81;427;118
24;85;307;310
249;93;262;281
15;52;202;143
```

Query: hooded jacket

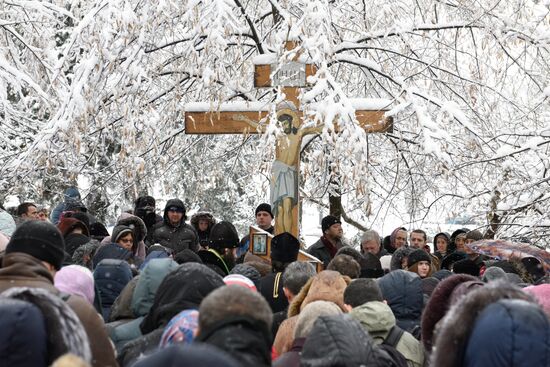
109;258;178;353
196;316;272;367
140;262;224;334
350;301;424;367
101;213;148;260
0;297;48;367
119;263;224;365
273;270;351;355
0;253;117;367
51;187;81;225
377;270;423;336
433;232;451;260
92;243;133;269
1;287;92;365
300;315;382;367
94;259;133;321
431;282;545;367
108;277;139;323
420;274;478;353
384;227;407;254
190;212;216;247
148;199;199;253
463;300;550;367
131;343;240;367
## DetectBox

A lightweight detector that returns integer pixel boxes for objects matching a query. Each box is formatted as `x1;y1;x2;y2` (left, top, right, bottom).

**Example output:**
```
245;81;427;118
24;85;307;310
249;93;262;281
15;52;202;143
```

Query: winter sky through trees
0;0;549;244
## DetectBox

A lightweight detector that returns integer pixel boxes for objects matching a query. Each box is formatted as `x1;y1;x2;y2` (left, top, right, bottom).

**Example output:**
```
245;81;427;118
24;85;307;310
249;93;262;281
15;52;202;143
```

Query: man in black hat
237;203;275;259
0;220;117;367
198;221;240;276
258;232;300;313
308;215;346;269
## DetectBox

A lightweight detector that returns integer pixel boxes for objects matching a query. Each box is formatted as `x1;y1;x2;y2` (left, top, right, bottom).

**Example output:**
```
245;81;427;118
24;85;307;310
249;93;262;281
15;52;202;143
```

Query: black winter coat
259;272;288;313
377;270;423;336
149;199;199;253
139;262;224;334
307;237;345;269
131;343;240;367
196;316;272;367
0;298;49;367
300;315;382;367
93;259;133;321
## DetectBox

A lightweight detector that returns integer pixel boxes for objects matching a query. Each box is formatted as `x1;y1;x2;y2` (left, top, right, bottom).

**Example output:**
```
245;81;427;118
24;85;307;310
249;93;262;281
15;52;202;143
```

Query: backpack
374;325;409;367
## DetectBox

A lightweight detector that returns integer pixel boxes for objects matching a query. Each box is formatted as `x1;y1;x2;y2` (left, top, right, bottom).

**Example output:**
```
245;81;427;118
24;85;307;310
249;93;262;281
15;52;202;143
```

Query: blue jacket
94;259;133;321
377;270;423;336
110;258;178;352
0;298;48;367
464;299;550;367
50;187;81;225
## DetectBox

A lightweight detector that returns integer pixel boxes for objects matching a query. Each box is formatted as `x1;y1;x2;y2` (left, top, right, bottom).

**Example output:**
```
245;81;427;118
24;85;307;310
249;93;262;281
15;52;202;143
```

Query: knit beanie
270;232;300;263
6;220;66;270
407;249;432;268
321;215;341;233
255;203;273;218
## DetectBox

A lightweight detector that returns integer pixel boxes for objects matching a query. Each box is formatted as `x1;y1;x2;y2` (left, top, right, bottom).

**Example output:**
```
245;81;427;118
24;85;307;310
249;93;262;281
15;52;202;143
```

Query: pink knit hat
223;274;257;292
524;284;550;317
54;265;95;304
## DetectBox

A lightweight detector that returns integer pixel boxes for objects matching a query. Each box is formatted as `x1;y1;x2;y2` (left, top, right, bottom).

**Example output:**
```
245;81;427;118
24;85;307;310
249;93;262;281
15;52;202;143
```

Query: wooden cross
185;41;393;239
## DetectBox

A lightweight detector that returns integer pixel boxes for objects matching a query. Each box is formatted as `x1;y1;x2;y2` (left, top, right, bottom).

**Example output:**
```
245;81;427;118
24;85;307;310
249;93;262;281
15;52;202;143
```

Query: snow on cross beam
184;41;394;240
184;99;393;135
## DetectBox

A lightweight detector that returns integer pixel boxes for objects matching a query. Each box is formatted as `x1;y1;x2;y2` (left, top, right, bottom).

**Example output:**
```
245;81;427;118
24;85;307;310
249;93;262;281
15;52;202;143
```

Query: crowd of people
0;187;550;367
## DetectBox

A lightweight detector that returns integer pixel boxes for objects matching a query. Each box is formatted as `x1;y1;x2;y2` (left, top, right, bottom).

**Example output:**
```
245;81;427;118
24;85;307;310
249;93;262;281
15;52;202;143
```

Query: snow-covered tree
1;0;549;241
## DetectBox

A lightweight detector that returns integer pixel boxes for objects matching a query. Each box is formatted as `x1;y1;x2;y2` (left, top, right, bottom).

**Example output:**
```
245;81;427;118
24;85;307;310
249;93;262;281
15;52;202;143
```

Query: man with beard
198;221;240;276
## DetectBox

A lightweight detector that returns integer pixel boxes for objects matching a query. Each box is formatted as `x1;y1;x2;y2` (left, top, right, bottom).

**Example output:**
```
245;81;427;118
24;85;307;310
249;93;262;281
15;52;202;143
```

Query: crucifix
185;41;393;239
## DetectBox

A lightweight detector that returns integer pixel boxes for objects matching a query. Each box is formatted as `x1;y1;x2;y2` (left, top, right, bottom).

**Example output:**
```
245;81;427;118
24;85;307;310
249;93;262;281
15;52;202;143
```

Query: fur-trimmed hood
462;299;550;367
431;281;536;367
288;270;351;318
116;213;147;243
1;287;92;365
190;212;216;230
390;246;415;271
421;274;478;352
